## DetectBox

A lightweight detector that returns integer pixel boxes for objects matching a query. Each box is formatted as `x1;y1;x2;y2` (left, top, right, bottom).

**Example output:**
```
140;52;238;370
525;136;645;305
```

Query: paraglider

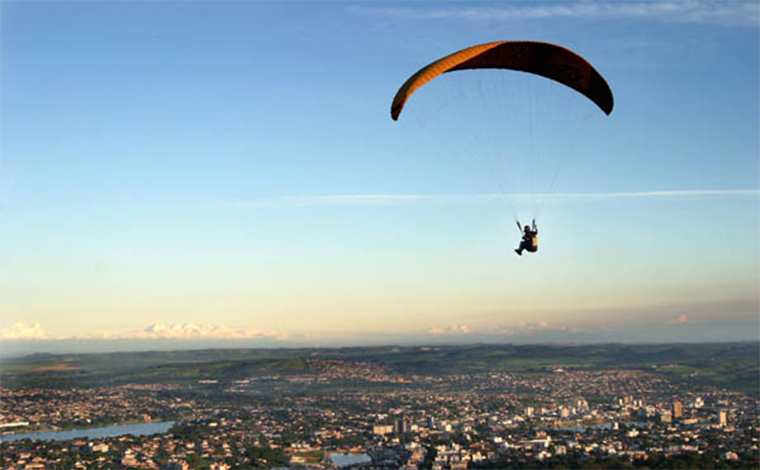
515;219;538;256
391;40;614;121
390;41;614;255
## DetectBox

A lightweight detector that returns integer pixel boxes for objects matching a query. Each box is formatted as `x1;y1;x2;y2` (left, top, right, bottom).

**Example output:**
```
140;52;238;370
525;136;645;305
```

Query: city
1;346;758;469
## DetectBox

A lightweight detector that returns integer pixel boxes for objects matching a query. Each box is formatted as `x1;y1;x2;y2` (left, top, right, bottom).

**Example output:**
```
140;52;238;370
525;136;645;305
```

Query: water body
330;452;372;468
0;421;175;443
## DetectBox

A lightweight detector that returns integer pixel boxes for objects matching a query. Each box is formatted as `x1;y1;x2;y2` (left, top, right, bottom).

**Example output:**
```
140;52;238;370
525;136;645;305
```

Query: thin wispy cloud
235;193;449;208
555;189;760;200
234;189;759;208
283;194;439;205
350;2;760;28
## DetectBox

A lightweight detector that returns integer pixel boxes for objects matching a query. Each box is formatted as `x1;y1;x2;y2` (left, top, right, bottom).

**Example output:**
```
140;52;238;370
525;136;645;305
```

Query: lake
0;421;176;443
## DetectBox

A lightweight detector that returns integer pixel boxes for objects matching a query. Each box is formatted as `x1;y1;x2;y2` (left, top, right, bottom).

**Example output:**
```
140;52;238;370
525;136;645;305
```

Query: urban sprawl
1;358;758;469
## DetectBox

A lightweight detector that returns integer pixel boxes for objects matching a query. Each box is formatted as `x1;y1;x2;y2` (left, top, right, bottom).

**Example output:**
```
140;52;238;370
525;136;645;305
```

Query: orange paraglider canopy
390;41;614;120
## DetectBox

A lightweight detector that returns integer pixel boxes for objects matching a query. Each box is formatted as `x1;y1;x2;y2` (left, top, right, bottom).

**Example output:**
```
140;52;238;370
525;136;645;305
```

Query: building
718;409;728;427
373;424;394;436
87;442;109;453
689;396;704;408
394;417;410;434
672;401;684;419
166;460;191;470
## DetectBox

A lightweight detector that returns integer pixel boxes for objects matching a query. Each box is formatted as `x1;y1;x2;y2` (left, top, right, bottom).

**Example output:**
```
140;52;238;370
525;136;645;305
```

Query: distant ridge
1;342;757;394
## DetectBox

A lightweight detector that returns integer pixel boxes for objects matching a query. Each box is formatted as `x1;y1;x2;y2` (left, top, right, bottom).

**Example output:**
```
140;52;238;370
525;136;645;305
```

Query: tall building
719;409;728;426
394;417;410;434
672;401;684;419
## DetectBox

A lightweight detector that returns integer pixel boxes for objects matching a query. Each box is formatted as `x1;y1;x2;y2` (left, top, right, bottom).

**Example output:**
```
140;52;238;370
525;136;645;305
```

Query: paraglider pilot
515;219;538;256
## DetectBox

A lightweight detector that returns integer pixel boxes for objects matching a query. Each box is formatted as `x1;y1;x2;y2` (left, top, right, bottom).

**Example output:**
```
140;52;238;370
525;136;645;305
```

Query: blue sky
1;1;758;354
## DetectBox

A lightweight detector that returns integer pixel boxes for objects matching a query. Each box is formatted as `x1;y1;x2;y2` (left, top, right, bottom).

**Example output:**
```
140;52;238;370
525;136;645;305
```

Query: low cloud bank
0;322;49;340
427;325;471;335
0;322;289;342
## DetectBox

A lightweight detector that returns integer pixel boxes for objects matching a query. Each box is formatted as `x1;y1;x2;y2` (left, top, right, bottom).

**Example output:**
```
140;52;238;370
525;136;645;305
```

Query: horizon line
2;339;758;359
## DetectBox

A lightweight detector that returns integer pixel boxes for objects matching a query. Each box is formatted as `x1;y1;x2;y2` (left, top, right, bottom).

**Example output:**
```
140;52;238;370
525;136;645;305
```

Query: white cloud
1;321;51;341
491;322;585;336
428;324;471;335
1;322;290;342
234;189;759;208
667;314;690;324
121;323;290;341
518;321;551;331
350;2;760;27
